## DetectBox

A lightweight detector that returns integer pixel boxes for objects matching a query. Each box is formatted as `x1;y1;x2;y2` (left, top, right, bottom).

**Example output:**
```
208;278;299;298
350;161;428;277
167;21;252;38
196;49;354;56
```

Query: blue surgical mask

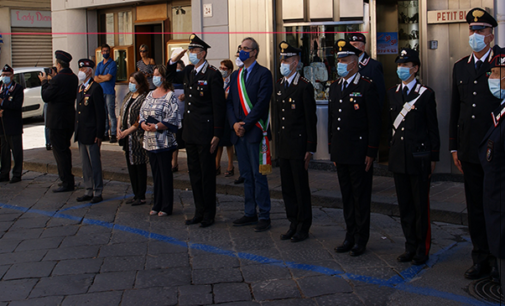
129;82;137;93
102;53;110;59
397;67;413;81
469;33;488;52
488;77;505;99
153;76;162;88
239;50;250;62
189;52;200;65
337;62;351;78
1;76;11;84
280;63;292;77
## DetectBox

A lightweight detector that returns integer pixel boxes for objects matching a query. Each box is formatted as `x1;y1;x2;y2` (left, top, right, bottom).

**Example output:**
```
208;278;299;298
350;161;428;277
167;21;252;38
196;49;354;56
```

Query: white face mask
78;71;87;82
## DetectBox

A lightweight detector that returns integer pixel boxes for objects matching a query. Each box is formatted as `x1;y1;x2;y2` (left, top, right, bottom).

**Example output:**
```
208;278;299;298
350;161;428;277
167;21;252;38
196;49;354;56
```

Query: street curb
23;161;468;226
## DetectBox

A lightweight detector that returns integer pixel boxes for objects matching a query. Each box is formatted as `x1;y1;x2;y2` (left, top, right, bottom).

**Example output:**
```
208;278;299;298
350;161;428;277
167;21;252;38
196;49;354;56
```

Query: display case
398;1;419;52
166;42;190;66
284;24;361;101
112;46;134;83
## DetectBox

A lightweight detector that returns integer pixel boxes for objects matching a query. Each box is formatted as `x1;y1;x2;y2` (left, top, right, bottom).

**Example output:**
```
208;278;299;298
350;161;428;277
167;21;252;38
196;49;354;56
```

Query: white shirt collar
284;71;297;86
473;48;492;63
402;78;417;95
193;60;207;74
345;72;358;85
83;77;92;88
358;53;365;63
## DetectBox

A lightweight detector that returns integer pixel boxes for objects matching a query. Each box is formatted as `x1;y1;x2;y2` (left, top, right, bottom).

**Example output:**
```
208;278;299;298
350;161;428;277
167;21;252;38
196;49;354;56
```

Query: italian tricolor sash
237;68;272;175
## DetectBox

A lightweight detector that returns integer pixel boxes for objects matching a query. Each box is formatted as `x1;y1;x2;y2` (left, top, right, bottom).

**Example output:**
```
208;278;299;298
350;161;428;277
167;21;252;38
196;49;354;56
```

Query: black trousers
393;173;431;257
186;143;216;222
336;163;373;246
125;150;147;200
0;134;23;179
461;161;495;267
279;158;312;234
49;128;74;188
148;150;174;214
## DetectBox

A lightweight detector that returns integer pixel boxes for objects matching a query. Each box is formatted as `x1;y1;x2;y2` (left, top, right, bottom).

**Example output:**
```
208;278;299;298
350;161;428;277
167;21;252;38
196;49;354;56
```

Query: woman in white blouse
139;65;180;216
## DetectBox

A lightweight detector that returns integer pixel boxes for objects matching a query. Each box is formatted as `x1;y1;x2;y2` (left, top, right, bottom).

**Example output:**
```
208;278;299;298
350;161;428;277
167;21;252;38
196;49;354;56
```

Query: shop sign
11;10;52;28
377;32;398;55
427;9;469;24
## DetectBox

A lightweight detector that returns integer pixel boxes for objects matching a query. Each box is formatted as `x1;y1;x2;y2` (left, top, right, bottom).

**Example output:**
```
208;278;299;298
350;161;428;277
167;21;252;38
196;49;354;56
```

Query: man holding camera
0;64;24;183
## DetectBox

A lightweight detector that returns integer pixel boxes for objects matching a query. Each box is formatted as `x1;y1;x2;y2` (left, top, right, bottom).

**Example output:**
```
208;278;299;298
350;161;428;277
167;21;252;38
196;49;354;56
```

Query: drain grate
469;278;503;304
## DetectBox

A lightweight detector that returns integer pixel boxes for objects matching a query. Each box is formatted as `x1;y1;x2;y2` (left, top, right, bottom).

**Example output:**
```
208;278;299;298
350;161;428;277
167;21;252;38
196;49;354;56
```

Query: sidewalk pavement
22;144;468;226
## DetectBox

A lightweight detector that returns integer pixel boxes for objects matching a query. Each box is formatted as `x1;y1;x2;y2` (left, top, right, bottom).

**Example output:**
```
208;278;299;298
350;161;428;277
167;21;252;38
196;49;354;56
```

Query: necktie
284;81;288;89
244;68;248;82
476;60;482;71
80;84;85;92
402;86;409;102
342;81;347;91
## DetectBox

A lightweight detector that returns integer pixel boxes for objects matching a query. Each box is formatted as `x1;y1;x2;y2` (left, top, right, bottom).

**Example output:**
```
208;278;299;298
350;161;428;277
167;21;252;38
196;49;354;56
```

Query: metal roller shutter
11;27;52;68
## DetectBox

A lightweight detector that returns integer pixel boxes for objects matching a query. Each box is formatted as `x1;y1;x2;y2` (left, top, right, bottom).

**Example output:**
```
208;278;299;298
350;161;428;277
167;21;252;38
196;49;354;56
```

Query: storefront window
284;24;361;100
398;1;419;52
105;13;114;47
118;11;133;46
172;6;192;40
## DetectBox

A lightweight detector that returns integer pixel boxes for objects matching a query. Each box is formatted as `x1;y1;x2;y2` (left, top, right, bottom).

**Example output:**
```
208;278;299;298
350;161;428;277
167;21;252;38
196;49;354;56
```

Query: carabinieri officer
449;7;501;281
166;34;226;228
388;48;440;266
329;40;381;257
479;48;505;291
274;41;317;243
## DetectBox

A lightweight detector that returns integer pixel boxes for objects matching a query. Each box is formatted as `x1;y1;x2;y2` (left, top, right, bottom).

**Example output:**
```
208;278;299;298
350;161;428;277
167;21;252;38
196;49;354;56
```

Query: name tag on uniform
198;80;208;86
350;92;362;97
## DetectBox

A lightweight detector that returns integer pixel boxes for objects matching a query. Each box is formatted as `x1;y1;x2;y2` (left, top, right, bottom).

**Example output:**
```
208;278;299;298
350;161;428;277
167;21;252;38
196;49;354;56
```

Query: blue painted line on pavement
0;202;498;306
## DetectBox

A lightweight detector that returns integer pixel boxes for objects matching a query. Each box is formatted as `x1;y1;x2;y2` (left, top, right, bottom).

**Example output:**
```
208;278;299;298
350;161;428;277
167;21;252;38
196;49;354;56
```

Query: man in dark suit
227;37;273;232
479;49;505;290
349;33;386;108
387;48;440;266
166;34;226;228
75;59;105;204
0;64;24;183
39;50;79;192
329;40;381;257
274;41;317;242
449;8;501;280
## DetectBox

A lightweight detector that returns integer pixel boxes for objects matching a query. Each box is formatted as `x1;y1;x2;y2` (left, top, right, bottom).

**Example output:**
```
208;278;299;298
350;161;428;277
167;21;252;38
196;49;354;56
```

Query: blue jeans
235;137;271;220
104;94;117;136
43;103;50;145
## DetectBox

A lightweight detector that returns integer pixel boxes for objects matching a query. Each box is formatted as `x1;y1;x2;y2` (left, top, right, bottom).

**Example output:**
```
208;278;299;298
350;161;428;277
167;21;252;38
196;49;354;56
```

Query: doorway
135;24;164;67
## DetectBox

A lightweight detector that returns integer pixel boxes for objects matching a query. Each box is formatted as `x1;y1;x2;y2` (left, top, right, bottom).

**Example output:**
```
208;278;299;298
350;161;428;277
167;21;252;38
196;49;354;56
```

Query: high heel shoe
224;167;234;177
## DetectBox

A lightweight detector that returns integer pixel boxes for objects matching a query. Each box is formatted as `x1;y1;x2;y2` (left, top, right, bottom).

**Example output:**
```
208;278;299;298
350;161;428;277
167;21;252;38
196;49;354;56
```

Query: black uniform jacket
0;82;24;136
74;81;105;145
387;82;440;175
274;72;317;160
41;68;78;130
479;103;505;259
449;45;502;164
166;60;226;145
328;73;382;164
359;52;386;108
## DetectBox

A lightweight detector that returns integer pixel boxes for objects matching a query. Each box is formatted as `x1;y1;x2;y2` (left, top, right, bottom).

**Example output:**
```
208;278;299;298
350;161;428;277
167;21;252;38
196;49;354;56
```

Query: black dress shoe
280;229;296;240
412;254;429;265
234;176;245;184
76;195;93;202
254;219;271;232
233;215;258;226
132;200;146;206
125;198;137;204
110;135;117;143
291;232;309;243
465;263;490;280
185;217;203;225
397;251;416;262
53;186;74;193
91;196;103;204
9;177;21;184
335;240;354;253
350;245;366;257
199;219;215;228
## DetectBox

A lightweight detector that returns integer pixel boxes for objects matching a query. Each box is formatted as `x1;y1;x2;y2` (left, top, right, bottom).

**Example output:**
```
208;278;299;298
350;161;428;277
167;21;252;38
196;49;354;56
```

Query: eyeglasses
241;46;255;51
140;50;147;53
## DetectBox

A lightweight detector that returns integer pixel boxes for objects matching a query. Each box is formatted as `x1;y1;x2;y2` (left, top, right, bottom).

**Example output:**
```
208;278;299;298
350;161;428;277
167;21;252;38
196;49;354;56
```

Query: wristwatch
155;124;158;130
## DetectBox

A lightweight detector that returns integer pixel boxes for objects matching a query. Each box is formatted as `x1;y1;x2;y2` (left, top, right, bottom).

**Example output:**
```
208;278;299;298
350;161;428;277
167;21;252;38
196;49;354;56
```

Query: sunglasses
140;50;147;53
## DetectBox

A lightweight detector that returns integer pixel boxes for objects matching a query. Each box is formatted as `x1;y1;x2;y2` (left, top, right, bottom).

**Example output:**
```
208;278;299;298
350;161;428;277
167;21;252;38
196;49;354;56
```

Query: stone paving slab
0;171;492;305
22;146;467;226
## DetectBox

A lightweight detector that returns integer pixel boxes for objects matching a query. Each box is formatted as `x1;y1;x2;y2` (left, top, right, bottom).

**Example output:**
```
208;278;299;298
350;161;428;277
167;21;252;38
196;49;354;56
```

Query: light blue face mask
1;76;11;84
153;76;162;88
129;82;137;93
397;67;413;81
280;63;292;77
337;62;353;78
189;52;200;65
469;33;488;52
488;77;505;99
